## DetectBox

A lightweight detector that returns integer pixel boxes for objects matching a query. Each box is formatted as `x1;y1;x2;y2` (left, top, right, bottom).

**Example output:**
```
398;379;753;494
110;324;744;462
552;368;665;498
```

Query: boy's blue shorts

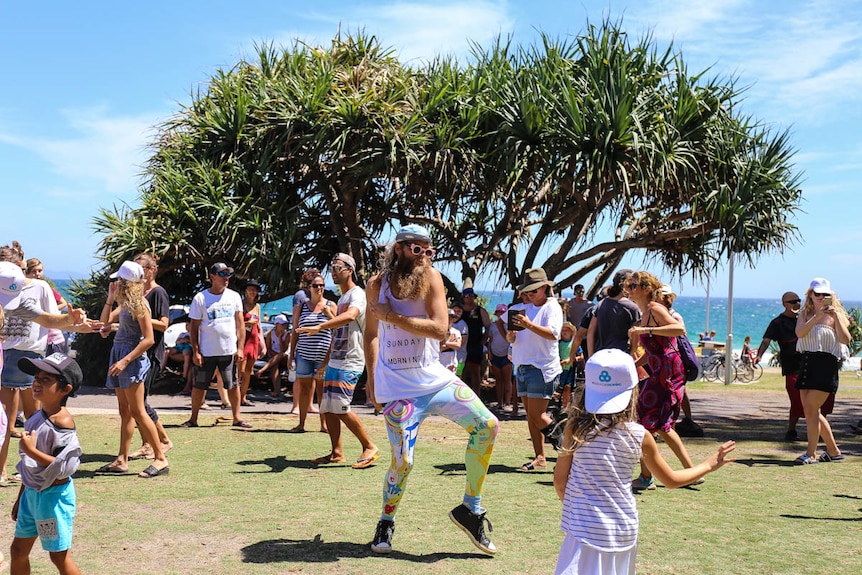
15;480;76;552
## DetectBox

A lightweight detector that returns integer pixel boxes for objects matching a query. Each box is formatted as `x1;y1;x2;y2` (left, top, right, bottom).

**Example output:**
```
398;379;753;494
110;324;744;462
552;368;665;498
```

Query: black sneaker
675;417;704;438
449;504;496;555
370;519;395;554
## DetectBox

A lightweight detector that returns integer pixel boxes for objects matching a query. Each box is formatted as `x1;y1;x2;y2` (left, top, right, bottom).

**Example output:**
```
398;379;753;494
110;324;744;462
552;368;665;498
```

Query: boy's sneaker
370;519;395;554
632;475;656;492
449;504;496;555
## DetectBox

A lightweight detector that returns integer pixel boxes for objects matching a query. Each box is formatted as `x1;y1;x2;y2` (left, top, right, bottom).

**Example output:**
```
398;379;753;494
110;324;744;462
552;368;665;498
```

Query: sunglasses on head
215;271;232;278
404;243;436;258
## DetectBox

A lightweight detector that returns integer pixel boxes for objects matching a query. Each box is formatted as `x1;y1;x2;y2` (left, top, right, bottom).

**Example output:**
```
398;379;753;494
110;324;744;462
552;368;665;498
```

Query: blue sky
3;1;862;300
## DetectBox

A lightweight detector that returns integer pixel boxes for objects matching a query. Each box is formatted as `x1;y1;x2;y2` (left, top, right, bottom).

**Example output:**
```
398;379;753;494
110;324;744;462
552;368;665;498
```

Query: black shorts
796;352;839;394
466;347;484;364
194;355;237;391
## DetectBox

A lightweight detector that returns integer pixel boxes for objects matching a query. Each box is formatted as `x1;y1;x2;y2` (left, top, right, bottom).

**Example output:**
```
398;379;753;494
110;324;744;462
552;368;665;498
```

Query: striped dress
295;302;333;362
560;421;645;551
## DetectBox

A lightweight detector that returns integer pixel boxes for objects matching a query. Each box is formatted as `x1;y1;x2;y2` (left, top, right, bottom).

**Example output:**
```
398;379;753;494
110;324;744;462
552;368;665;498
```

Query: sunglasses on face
330;265;346;273
311;283;325;288
812;292;828;298
783;299;801;304
215;271;232;278
405;243;436;258
526;288;541;294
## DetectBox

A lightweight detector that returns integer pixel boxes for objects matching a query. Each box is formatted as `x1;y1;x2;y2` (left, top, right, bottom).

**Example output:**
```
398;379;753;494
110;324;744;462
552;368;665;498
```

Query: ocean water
57;280;859;358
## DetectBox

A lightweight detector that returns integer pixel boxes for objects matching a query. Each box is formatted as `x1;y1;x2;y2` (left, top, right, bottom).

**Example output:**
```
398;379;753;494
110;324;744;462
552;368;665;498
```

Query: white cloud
0;106;159;196
274;0;515;64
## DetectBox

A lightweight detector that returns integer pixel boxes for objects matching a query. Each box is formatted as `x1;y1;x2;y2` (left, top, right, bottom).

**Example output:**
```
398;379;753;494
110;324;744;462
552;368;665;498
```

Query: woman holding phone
794;277;851;464
507;268;564;471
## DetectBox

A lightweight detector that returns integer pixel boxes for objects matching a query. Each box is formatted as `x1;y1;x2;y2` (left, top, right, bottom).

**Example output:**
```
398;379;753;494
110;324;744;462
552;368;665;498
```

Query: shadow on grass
780;493;862;521
434;461;557;476
235;455;317;473
733;457;798;468
241;535;490;564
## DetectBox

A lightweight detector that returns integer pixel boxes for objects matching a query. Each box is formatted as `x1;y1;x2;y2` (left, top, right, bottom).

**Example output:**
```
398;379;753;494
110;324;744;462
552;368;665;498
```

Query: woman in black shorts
794;277;851;465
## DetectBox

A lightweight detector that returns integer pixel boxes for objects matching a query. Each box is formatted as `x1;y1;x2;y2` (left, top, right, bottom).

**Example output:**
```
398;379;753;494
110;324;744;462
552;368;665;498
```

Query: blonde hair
801;287;846;320
560;385;639;454
25;258;42;276
632;271;662;302
117;279;148;319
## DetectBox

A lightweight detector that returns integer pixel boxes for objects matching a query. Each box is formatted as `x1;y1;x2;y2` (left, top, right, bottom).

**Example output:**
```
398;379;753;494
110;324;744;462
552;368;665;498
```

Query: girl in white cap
553;348;735;575
98;261;169;478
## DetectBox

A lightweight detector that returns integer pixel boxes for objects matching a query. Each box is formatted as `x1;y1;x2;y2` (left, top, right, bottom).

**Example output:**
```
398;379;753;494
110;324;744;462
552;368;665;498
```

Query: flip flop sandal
352;453;380;469
818;452;845;462
138;465;170;478
232;420;253;429
795;454;818;465
313;455;347;465
180;420;199;428
287;427;307;433
97;463;129;473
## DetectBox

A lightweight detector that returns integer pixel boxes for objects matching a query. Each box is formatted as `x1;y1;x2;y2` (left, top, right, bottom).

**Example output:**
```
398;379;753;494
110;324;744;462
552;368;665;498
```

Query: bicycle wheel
701;357;719;382
749;364;763;382
716;361;736;383
735;362;752;383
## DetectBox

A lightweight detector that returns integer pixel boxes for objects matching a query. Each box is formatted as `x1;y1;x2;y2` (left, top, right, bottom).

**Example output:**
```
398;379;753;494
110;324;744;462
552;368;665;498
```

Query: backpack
676;334;702;382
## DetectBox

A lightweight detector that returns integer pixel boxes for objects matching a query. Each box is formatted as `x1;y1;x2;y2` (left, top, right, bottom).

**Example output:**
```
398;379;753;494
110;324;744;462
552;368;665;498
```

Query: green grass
1;376;860;574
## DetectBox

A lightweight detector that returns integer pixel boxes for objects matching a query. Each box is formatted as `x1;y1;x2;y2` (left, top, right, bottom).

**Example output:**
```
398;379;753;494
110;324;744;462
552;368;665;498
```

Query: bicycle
700;352;736;382
734;354;763;383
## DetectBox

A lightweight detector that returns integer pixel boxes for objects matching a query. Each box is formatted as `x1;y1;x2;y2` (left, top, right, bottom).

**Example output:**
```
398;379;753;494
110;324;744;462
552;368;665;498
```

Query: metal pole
705;277;711;335
724;254;734;386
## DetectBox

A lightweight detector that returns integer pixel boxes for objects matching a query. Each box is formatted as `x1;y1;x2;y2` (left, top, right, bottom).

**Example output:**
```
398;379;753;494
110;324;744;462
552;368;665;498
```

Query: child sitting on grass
553;348;736;575
10;353;83;575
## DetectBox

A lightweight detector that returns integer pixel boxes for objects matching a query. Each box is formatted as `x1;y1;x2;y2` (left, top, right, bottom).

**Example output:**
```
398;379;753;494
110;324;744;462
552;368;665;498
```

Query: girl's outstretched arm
642;435;736;488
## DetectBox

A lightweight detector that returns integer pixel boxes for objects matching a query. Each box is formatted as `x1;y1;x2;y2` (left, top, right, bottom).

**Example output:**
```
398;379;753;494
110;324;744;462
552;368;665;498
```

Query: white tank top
373;274;457;403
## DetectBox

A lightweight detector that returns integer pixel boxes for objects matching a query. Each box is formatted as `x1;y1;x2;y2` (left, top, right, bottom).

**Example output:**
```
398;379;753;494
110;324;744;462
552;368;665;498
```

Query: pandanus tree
89;21;801;304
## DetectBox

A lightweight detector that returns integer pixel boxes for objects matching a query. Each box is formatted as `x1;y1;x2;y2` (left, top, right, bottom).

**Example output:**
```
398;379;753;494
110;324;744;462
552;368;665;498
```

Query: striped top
295;302;333;362
560;421;645;551
796;323;842;358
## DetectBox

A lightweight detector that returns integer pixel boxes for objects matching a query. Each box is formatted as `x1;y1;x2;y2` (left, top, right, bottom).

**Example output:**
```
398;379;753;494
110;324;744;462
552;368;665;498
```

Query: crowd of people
0;234;856;573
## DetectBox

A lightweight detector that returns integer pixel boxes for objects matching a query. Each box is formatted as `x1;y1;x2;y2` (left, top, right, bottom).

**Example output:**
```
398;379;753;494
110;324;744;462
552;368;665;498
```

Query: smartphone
508;309;526;331
823;295;833;306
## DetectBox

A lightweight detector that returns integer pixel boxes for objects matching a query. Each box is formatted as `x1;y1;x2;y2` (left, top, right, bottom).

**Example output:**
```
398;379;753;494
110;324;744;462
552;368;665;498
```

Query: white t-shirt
328;285;366;372
452;319;469;364
189;288;243;357
1;279;58;353
510;297;564;381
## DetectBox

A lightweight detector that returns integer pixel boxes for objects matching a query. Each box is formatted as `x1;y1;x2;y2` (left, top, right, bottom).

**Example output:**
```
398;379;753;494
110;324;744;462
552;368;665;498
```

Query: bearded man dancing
364;224;499;555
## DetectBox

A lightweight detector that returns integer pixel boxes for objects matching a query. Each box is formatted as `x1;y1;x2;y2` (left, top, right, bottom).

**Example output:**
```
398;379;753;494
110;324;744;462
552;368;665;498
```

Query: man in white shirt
184;263;248;428
297;253;379;469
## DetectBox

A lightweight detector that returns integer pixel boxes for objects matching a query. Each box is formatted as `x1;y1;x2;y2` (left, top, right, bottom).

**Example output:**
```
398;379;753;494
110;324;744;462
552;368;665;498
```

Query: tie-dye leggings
379;381;498;520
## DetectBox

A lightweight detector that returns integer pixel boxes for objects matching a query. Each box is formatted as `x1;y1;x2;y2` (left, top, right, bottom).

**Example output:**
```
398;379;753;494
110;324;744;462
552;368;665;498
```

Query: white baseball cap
110;261;144;282
809;277;831;295
584;348;639;414
0;261;26;308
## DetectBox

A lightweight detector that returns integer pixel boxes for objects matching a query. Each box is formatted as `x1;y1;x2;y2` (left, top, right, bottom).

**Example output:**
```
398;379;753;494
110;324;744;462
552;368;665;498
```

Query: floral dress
637;333;686;432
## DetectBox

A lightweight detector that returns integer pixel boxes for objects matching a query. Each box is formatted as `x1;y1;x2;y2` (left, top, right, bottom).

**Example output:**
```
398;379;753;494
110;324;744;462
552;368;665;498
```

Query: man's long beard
389;255;431;301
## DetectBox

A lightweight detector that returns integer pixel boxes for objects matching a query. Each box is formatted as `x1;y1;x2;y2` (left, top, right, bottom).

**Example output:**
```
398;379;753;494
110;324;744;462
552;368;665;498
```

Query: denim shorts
515;364;558;399
2;349;41;390
105;343;150;390
295;352;325;378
